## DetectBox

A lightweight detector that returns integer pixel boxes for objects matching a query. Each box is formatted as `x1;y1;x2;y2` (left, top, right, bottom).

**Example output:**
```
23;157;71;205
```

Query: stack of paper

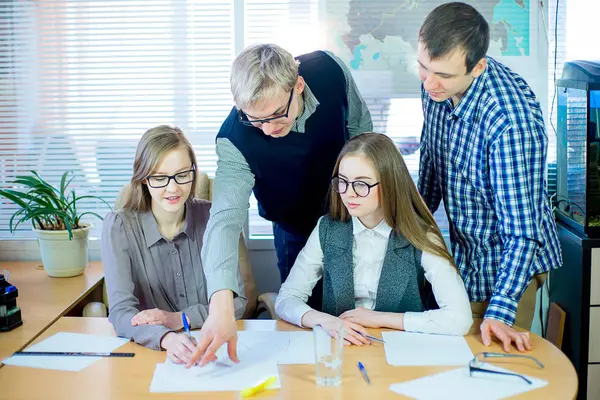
149;332;286;393
382;331;473;366
389;364;548;399
2;332;129;371
149;330;317;393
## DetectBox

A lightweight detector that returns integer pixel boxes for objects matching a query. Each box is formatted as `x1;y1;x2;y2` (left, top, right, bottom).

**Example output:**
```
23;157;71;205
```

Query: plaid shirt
418;57;562;326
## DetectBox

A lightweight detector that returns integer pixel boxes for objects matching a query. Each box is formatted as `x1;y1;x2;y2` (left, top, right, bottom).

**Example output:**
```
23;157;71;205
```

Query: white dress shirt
275;216;473;336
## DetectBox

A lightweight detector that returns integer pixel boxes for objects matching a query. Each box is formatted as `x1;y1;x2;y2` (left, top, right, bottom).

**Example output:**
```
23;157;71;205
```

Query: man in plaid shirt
417;2;562;352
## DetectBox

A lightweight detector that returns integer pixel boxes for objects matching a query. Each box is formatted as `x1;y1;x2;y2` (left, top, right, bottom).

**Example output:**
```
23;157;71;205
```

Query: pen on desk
240;375;277;397
357;361;371;385
12;351;135;357
358;332;385;344
182;312;191;338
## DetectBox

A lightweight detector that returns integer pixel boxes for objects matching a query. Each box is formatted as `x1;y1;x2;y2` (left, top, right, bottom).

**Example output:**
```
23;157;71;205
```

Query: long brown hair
329;133;454;266
122;125;198;212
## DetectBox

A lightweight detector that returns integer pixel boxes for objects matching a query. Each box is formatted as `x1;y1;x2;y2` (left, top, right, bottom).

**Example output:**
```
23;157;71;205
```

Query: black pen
12;351;135;357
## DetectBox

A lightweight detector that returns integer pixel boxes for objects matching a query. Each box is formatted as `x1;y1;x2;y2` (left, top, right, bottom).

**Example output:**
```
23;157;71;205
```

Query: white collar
351;216;392;238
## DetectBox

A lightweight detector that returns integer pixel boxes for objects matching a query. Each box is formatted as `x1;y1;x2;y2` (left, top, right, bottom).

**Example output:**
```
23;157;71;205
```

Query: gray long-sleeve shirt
202;51;373;300
102;198;246;350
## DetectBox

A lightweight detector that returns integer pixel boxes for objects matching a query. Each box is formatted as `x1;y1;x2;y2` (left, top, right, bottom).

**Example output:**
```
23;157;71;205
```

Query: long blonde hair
122;125;197;212
329;133;454;266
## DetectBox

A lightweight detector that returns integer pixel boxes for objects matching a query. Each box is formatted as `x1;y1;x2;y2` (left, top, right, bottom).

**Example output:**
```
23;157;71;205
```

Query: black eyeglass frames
468;352;545;385
238;88;295;127
146;166;196;188
331;176;380;198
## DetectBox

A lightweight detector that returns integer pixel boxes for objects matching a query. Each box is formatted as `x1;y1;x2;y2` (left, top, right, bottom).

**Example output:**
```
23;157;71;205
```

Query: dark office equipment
550;223;600;399
556;60;600;237
0;271;23;332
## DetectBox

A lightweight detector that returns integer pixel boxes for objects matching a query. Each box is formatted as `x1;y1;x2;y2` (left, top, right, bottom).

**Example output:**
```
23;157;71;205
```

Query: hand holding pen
159;312;197;365
182;312;198;346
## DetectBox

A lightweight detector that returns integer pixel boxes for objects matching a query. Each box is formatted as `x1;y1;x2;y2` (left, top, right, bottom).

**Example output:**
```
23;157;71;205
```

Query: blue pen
357;361;371;385
358;331;386;344
182;312;191;338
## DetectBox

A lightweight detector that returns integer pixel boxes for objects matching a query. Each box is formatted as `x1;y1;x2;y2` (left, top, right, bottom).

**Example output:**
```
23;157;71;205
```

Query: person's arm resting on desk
340;234;472;336
482;125;548;352
188;139;253;367
275;219;370;346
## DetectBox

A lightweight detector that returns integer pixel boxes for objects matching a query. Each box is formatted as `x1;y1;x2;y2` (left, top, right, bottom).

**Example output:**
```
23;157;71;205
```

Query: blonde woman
275;133;472;345
101;125;246;363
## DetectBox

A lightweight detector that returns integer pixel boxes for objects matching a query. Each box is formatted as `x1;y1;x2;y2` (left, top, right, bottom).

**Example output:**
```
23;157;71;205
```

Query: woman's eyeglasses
331;176;379;198
238;89;294;127
146;167;195;188
468;352;544;385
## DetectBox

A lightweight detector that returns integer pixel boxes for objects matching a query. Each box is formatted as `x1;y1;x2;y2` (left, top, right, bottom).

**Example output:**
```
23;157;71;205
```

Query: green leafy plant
0;171;111;239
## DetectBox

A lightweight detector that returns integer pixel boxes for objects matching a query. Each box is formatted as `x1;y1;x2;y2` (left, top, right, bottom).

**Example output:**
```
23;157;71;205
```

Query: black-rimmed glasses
331;176;380;198
468;352;544;385
146;166;195;188
238;88;294;127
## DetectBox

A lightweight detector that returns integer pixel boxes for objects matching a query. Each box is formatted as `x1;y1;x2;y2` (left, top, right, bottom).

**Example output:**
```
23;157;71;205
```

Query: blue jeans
273;223;323;311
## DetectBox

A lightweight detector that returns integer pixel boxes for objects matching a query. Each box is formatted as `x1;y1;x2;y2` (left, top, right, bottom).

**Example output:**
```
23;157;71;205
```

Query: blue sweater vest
217;51;349;237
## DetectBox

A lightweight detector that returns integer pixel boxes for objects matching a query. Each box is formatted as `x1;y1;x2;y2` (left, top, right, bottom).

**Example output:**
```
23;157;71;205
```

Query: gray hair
230;44;299;109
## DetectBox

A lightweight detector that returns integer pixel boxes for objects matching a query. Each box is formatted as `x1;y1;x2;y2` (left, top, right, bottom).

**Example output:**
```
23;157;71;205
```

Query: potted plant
0;171;111;277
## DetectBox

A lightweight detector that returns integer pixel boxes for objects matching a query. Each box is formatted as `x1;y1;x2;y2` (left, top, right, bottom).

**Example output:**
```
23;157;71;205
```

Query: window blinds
0;0;568;241
0;0;234;239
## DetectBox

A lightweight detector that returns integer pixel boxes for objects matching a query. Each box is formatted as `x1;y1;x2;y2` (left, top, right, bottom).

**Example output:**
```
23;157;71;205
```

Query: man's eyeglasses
146;166;195;188
468;352;544;385
238;88;294;127
331;176;380;198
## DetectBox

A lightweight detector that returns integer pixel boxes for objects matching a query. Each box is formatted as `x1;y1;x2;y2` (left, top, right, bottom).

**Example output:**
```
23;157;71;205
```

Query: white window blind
1;0;583;243
0;0;234;240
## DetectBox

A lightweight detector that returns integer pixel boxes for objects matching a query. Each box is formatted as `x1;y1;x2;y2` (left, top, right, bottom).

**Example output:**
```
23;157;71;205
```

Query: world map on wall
323;0;530;96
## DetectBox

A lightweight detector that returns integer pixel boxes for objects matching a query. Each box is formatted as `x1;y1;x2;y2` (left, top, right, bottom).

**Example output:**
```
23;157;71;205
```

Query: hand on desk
161;332;198;364
340;307;387;329
131;309;182;330
302;311;370;346
186;290;238;368
480;318;532;353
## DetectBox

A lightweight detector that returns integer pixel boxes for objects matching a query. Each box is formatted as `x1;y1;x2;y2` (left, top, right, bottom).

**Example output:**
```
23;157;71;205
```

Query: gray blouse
101;198;246;350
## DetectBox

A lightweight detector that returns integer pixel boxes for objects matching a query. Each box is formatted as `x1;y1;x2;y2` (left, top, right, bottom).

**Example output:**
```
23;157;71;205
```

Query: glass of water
313;321;344;387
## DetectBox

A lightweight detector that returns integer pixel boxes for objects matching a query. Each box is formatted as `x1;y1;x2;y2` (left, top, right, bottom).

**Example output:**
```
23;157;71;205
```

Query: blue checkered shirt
418;57;562;326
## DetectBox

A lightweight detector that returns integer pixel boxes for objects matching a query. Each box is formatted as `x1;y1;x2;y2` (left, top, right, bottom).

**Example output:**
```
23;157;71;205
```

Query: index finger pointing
200;341;222;367
227;335;239;363
186;333;211;368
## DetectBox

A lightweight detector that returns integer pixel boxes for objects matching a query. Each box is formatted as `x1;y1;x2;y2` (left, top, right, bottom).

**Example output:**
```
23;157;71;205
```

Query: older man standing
189;44;372;366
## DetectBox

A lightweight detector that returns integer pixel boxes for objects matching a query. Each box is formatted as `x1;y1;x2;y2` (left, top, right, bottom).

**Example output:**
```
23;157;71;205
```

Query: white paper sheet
389;364;548;400
149;333;283;393
382;331;473;366
278;331;315;364
190;330;315;365
2;332;129;371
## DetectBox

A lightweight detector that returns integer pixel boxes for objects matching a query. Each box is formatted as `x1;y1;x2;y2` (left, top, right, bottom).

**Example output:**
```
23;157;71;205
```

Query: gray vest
319;216;433;316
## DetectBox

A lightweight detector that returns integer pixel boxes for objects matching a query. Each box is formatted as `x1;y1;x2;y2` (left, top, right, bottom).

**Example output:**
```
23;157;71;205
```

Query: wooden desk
0;261;104;362
0;317;578;400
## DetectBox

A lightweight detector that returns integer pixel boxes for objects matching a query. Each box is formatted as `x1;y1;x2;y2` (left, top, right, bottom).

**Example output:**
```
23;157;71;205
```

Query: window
0;0;579;245
0;0;233;240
